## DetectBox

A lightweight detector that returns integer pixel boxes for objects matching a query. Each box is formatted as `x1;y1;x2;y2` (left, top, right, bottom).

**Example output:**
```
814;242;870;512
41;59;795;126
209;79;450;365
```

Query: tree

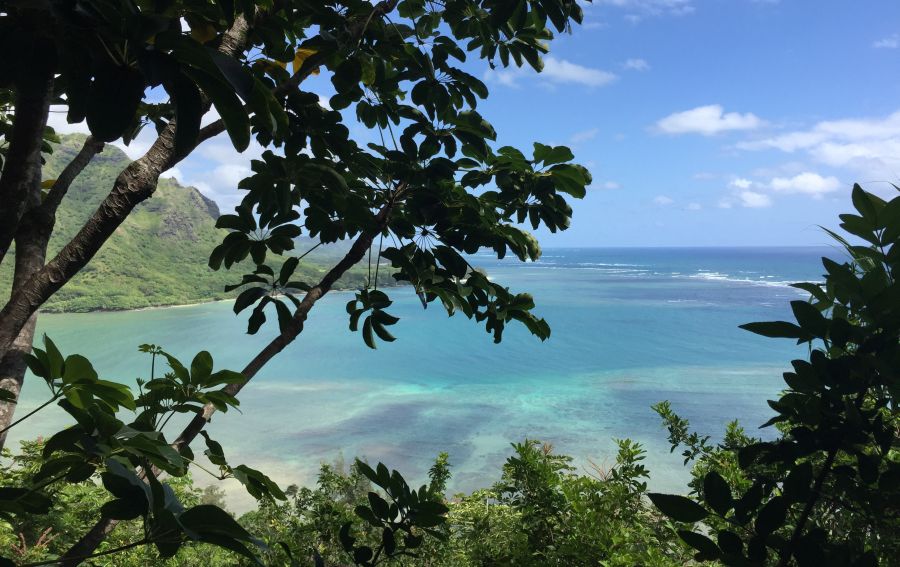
0;0;590;563
650;184;900;565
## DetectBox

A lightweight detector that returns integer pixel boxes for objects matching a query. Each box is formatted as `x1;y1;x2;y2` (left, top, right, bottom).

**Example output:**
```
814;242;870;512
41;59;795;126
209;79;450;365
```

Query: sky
48;1;900;247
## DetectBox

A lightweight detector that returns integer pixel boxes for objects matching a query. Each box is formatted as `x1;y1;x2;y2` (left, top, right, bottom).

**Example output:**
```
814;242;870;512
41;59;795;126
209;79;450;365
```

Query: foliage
0;135;390;313
650;184;900;566
0;442;234;567
0;340;282;564
1;0;593;562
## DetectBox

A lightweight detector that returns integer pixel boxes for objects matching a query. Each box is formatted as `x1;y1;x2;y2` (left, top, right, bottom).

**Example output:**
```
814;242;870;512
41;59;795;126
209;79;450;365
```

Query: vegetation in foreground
0;185;897;566
0;0;896;565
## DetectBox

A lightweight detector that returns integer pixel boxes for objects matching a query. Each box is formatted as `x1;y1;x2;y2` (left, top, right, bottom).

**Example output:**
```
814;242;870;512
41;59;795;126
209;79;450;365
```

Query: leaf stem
0;395;59;436
21;537;149;566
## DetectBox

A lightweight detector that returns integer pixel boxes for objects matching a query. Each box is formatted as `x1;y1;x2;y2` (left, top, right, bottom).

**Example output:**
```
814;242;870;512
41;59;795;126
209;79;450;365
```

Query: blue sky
49;1;900;247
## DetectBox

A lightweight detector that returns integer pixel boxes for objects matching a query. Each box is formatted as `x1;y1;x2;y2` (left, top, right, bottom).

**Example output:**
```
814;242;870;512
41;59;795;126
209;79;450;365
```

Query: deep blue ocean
17;247;840;508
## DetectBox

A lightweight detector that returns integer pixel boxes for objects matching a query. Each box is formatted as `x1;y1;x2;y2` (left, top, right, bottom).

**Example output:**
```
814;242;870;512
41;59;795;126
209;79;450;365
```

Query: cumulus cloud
738;191;772;208
737;109;900;176
769;172;841;196
543;57;618;86
656;105;764;136
873;34;900;49
729;177;753;189
653;195;674;206
718;170;842;208
488;58;617;88
622;58;650;71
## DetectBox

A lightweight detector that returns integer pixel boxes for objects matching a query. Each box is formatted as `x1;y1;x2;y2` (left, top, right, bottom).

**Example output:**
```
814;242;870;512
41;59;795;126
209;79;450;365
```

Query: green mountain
1;135;375;312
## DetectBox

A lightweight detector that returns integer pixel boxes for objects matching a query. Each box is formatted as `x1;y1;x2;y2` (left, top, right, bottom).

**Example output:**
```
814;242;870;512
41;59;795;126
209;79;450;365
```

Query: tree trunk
0;69;52;266
0;138;104;447
0;178;53;452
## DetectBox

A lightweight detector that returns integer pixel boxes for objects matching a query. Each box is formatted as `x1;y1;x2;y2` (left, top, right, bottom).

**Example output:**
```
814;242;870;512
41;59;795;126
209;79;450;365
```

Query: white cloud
599;181;621;190
594;0;695;18
768;172;842;197
46;106;90;135
211;164;253;189
729;177;753;189
738;191;772;208
488;58;617;88
622;58;650;71
656;105;764;136
873;34;900;49
163;167;186;184
543;57;618;86
737;109;900;176
686;202;702;210
569;128;600;144
653;195;674;206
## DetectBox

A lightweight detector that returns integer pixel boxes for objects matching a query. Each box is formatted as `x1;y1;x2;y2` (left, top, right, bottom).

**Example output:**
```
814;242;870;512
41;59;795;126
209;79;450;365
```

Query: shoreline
37;284;402;316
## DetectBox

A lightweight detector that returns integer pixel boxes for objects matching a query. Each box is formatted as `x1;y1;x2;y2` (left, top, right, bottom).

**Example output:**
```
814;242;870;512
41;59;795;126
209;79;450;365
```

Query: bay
11;246;837;509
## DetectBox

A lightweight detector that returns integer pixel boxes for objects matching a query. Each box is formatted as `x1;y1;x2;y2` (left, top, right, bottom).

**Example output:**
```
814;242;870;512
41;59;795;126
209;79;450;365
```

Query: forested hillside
0;135;376;312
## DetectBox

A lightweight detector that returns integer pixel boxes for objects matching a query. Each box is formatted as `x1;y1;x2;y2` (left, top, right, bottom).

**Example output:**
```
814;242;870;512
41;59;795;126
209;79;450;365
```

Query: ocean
12;246;839;508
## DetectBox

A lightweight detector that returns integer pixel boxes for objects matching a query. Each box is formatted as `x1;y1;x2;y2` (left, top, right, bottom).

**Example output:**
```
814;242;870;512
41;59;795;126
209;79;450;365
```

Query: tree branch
60;200;396;565
0;16;252;360
43;136;105;216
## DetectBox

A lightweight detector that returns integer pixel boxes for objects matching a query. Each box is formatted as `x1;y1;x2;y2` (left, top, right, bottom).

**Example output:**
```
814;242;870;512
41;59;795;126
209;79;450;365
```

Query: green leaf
234;287;267;314
783;462;812;502
739;321;808;340
86;66;145;142
179;504;253;541
790;300;829;338
61;354;98;384
678;530;720;559
200;431;228;467
232;464;287;501
533;143;574;166
703;471;732;516
101;497;147;520
279;257;299;286
168;72;202;156
755;496;788;535
363;316;376;349
851;183;880;224
44;335;64;379
190;351;214;384
648;493;709;523
185;68;250;151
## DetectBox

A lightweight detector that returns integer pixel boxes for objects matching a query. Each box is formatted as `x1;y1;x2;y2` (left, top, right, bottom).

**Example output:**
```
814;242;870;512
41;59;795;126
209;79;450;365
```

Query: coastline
37;284;402;316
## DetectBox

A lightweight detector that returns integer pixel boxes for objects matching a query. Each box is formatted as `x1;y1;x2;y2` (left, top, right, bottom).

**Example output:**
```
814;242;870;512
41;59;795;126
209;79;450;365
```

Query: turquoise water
13;247;839;508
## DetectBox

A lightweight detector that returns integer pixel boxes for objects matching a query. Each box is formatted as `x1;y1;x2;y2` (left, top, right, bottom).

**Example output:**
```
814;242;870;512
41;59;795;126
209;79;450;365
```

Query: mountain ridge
1;135;378;312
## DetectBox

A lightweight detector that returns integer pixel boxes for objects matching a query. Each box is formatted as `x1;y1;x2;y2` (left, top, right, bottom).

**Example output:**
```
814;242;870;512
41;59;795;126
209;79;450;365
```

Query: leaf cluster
650;184;900;566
